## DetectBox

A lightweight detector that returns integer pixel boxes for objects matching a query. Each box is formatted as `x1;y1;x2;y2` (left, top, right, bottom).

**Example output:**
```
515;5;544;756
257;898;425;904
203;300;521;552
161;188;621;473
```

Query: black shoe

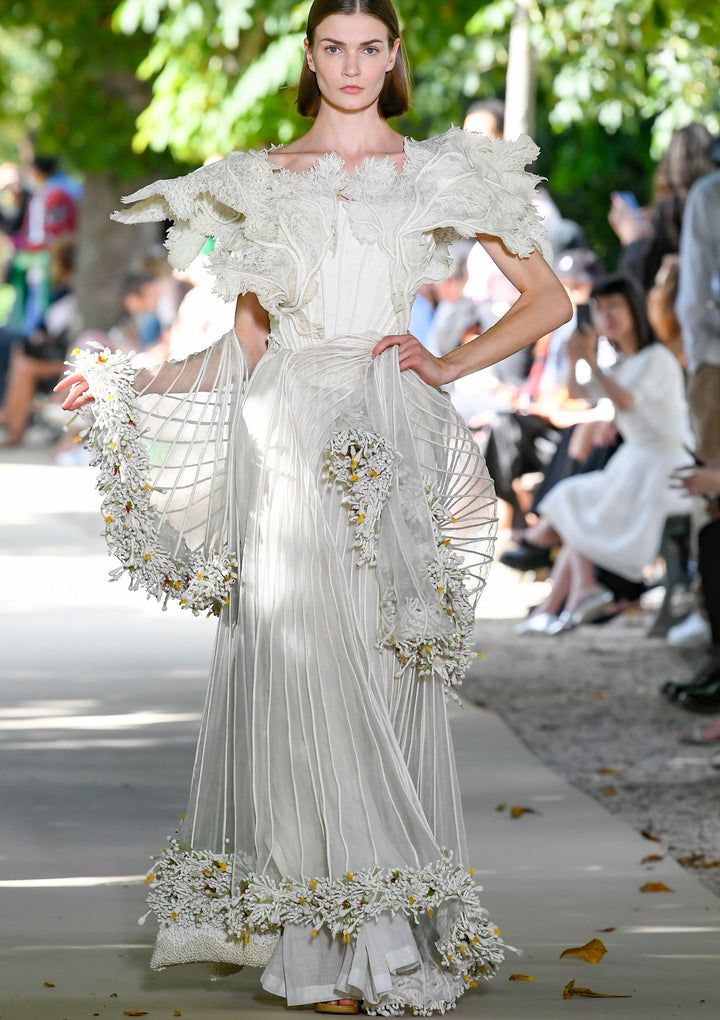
678;680;720;713
660;656;720;702
499;541;553;572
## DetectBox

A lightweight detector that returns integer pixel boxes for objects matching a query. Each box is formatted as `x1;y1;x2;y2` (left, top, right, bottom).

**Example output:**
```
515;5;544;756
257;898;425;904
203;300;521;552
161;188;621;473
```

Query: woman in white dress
57;0;570;1013
516;272;693;636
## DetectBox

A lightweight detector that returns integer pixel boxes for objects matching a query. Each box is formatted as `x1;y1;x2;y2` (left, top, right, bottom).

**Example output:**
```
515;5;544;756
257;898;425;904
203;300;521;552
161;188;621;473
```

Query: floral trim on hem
325;429;396;565
69;344;238;616
143;838;504;995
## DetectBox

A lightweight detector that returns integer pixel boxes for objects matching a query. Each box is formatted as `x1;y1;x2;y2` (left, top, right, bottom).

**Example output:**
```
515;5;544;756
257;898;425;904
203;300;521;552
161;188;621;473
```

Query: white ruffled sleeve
112;156;250;293
412;127;552;260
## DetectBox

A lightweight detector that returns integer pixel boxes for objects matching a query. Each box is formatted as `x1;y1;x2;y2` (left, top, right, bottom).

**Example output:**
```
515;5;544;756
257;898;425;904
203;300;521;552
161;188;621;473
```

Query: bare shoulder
264;144;322;173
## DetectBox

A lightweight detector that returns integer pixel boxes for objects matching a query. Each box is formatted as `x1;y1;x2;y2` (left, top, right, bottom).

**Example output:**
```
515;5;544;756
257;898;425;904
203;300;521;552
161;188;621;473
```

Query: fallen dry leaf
495;803;507;812
678;853;706;868
593;691;607;700
596;767;622;774
601;787;617;797
641;829;661;842
173;1013;182;1018
641;854;664;864
43;982;55;988
563;979;631;999
639;882;674;893
597;926;616;933
508;973;535;981
510;806;537;819
702;859;720;869
560;938;607;964
123;1013;149;1017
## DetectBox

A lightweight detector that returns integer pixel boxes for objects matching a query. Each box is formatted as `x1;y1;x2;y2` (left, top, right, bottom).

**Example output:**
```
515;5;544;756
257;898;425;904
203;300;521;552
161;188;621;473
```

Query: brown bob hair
297;0;410;119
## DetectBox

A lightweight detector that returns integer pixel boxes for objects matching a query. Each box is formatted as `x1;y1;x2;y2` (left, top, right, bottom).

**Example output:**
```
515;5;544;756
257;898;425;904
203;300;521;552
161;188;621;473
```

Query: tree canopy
1;0;718;257
105;0;720;162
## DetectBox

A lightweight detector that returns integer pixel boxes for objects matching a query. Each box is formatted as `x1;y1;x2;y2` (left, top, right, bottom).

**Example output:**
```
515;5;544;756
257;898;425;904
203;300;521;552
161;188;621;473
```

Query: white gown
78;128;548;1016
538;343;693;581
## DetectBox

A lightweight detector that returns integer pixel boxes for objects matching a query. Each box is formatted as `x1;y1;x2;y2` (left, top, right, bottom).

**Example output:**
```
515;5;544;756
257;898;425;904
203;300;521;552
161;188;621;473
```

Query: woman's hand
672;464;720;497
608;199;649;246
567;326;599;370
372;333;450;387
53;371;95;412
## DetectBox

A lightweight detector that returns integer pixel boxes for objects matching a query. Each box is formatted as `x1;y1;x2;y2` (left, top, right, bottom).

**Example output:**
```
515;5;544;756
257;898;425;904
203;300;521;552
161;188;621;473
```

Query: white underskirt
261;915;421;1006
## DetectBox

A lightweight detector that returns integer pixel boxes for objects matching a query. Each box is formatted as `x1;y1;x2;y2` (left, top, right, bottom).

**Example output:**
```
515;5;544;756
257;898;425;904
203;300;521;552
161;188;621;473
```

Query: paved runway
1;461;718;1019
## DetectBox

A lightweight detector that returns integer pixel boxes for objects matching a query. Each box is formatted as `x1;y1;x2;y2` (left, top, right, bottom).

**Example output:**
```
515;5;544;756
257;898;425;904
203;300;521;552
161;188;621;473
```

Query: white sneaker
666;610;712;648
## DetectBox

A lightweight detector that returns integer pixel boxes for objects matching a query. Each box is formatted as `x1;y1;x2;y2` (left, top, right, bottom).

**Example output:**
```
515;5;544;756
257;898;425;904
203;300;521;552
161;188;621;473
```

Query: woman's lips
341;86;363;93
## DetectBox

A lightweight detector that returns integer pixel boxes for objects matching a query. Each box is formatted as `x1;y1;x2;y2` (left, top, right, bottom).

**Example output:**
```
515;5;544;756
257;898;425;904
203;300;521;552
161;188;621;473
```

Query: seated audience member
163;253;235;361
462;97;561;390
421;240;477;359
661;464;720;711
515;273;693;634
0;242;75;446
6;154;80;336
477;249;606;528
107;271;164;356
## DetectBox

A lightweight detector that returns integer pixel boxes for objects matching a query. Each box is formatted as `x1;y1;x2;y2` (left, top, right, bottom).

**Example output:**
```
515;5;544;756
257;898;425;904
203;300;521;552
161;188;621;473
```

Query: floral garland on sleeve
69;344;237;616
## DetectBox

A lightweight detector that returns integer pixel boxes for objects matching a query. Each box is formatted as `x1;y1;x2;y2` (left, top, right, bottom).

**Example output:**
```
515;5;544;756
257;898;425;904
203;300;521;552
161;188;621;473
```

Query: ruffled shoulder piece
408;126;551;260
112;152;266;276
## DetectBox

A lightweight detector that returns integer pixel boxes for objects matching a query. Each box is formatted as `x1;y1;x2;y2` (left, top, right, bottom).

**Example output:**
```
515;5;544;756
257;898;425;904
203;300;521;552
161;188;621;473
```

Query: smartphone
611;190;639;209
576;303;592;333
684;444;706;465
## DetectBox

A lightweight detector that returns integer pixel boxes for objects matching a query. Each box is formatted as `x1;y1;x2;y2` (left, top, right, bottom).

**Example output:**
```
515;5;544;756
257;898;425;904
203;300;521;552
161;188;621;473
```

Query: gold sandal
314;1002;360;1015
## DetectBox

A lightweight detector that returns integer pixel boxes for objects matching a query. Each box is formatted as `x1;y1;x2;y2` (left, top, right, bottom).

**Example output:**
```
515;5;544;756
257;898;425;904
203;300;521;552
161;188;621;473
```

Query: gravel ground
464;560;720;898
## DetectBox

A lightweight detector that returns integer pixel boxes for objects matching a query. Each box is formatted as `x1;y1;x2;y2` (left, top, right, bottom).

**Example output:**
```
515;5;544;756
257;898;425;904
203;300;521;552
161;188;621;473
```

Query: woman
0;240;75;446
57;1;570;1013
516;273;692;636
609;123;715;292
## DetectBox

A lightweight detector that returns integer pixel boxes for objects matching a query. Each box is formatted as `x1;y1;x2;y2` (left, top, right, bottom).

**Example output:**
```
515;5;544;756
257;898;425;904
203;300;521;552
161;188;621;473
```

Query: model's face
305;14;400;114
593;293;638;352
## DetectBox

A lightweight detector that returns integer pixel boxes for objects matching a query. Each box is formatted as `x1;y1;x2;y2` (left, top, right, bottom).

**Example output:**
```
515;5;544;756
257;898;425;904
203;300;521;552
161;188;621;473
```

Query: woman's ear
304;38;315;72
386;37;400;72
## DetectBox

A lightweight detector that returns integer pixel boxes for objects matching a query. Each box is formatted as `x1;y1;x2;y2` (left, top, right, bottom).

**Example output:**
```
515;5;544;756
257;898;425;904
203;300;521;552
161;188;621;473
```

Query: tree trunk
504;0;536;140
73;172;159;337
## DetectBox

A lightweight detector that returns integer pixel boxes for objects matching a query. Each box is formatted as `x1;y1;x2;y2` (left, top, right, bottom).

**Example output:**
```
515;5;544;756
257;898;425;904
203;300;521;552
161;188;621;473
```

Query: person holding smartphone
609;124;715;292
516;273;694;634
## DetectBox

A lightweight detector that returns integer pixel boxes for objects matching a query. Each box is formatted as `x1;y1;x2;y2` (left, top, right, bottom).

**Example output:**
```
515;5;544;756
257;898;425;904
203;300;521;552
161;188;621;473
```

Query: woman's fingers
373;333;448;387
53;372;78;394
372;333;405;358
53;372;94;411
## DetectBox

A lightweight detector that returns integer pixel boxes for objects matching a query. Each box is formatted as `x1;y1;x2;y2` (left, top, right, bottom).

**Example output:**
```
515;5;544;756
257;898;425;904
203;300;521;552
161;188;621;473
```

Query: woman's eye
325;45;340;54
364;47;379;55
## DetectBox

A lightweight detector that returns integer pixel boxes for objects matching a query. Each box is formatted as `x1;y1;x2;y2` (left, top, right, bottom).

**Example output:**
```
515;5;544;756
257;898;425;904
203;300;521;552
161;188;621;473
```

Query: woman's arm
373;236;572;387
56;291;270;410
